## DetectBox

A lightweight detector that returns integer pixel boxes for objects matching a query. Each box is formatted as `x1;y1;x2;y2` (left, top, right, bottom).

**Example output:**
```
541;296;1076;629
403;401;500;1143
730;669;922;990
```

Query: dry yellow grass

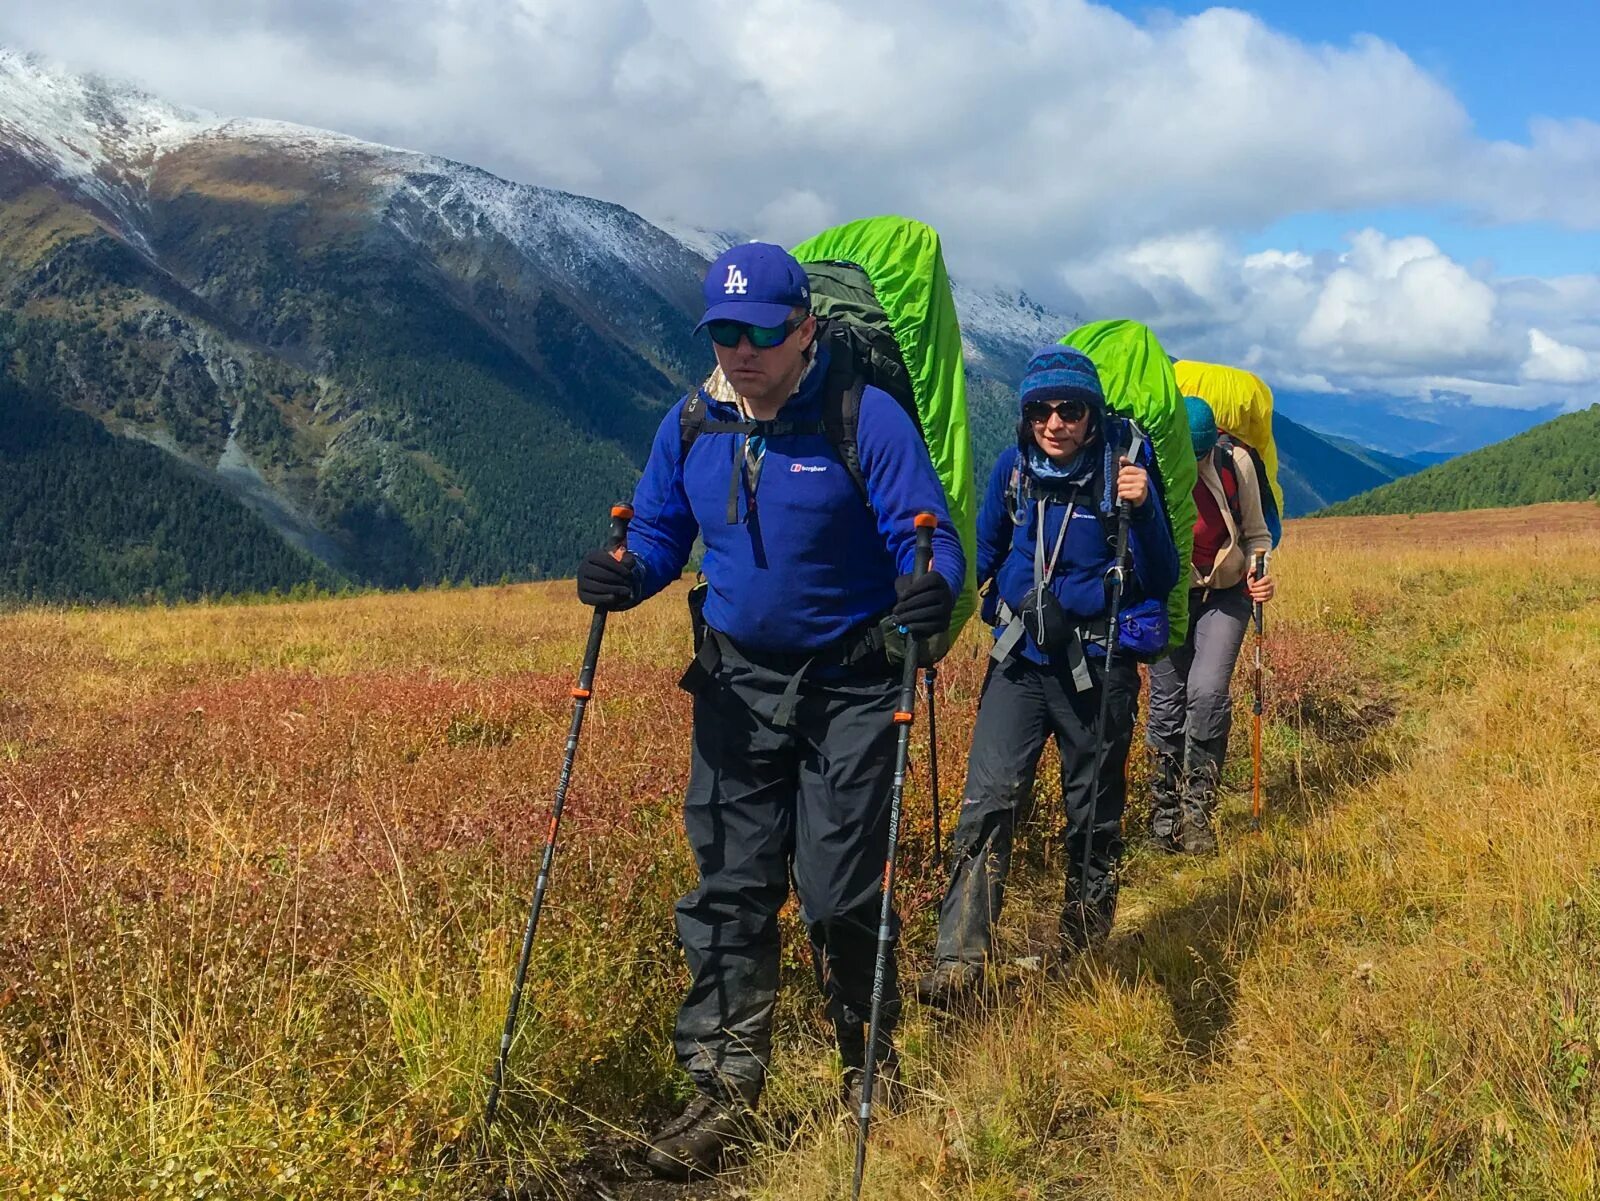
1;504;1597;1199
751;504;1600;1200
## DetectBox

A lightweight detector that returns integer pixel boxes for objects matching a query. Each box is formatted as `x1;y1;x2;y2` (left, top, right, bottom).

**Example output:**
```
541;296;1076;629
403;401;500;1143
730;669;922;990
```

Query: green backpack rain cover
1060;320;1197;653
791;216;979;649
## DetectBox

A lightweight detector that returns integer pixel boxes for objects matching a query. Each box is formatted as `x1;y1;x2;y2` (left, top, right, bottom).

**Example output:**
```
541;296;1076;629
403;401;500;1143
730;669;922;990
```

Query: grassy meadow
3;502;1599;1199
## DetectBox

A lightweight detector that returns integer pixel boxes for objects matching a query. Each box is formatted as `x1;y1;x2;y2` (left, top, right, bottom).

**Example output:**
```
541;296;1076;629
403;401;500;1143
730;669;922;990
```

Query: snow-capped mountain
0;48;707;332
0;49;718;588
0;49;1410;598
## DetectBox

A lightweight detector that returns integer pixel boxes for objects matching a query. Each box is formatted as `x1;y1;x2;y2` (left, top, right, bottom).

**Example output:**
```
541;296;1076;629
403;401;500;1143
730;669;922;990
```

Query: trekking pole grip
575;503;634;686
608;503;634;555
1250;550;1265;634
913;510;936;579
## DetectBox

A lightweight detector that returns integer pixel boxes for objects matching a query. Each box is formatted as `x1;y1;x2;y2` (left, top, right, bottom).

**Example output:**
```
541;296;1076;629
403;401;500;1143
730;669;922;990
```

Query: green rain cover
791;216;978;643
1061;320;1197;652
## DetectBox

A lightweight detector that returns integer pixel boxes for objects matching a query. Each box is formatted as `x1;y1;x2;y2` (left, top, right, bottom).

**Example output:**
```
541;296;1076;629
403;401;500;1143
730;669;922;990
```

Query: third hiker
1144;395;1276;854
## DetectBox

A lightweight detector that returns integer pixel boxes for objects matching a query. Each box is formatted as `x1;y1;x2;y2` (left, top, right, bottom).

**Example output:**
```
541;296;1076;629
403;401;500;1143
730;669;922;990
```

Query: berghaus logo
790;463;827;473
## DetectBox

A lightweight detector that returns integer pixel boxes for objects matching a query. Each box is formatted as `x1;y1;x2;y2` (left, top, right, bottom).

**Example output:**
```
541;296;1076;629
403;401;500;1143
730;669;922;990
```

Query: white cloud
1299;231;1503;371
1523;329;1600;384
1050;227;1599;410
3;0;1597;279
4;0;1598;410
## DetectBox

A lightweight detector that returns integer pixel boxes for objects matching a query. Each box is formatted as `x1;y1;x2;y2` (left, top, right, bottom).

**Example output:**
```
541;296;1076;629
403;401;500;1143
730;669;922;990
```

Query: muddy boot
1146;747;1184;854
644;1091;752;1181
914;959;984;1012
1058;874;1118;961
842;1046;903;1117
1177;747;1220;855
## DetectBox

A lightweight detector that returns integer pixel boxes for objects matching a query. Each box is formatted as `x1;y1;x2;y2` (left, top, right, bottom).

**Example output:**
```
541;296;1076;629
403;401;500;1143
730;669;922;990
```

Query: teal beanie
1185;395;1218;456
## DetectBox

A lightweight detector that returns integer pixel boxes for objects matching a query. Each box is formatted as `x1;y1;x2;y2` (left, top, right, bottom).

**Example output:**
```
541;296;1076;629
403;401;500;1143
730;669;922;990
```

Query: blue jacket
627;347;966;654
977;435;1179;666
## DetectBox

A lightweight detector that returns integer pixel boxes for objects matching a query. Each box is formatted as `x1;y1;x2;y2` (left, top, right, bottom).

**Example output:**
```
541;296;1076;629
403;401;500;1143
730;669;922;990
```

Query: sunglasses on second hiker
705;315;807;350
1025;398;1090;425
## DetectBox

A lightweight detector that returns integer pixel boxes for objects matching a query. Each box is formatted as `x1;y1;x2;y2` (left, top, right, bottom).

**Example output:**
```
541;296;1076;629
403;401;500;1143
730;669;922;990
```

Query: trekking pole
482;502;633;1135
851;510;937;1201
1079;431;1144;943
925;666;942;864
1249;550;1267;832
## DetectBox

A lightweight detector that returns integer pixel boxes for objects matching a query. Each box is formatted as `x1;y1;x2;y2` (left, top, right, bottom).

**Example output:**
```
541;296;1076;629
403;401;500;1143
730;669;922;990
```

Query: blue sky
1122;1;1599;140
1120;2;1600;277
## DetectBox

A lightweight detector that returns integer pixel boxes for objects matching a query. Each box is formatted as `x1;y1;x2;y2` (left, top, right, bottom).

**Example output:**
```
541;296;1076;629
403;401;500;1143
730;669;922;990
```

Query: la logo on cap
724;265;749;295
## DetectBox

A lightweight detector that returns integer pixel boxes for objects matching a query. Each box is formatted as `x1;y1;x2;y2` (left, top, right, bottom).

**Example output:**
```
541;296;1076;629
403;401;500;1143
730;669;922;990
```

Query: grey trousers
1146;583;1251;765
673;631;901;1102
933;652;1139;965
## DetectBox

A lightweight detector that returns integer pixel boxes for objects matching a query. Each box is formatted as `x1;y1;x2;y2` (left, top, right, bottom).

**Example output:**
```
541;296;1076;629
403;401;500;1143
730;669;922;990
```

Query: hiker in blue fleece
917;345;1178;1009
575;242;964;1181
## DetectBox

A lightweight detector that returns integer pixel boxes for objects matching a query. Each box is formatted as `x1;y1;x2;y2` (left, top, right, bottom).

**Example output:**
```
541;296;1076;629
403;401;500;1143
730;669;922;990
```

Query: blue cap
1185;395;1218;456
695;242;811;332
1019;344;1104;414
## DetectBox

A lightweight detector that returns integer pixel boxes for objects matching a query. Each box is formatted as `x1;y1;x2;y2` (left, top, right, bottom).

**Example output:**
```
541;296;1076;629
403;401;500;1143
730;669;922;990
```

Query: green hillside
0;376;337;602
1270;412;1420;516
0;138;706;594
1319;404;1600;516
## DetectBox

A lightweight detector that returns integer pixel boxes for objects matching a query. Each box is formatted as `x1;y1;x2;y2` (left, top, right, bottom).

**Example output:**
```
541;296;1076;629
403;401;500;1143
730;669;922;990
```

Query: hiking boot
1177;749;1221;855
1059;879;1117;960
1057;905;1110;960
842;1049;903;1117
1176;802;1217;854
1146;748;1184;854
914;960;983;1012
643;1092;750;1181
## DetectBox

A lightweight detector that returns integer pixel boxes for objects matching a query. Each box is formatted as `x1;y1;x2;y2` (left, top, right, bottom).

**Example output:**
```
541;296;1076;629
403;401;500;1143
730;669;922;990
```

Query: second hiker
917;346;1178;1008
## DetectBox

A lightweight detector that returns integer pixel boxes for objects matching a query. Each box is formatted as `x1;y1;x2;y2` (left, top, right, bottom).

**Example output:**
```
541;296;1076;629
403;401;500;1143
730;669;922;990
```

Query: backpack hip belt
990;597;1110;692
677;614;893;729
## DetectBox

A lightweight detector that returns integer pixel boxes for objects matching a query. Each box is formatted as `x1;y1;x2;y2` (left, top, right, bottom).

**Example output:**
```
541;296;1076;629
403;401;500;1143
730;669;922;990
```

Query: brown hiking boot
1177;803;1218;854
1147;748;1185;853
842;1049;903;1117
914;960;983;1012
1177;756;1220;855
643;1093;750;1181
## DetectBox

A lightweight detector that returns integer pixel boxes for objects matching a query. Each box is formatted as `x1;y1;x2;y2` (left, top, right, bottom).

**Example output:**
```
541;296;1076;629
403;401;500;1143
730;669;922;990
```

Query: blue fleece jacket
977;436;1179;666
627;346;966;654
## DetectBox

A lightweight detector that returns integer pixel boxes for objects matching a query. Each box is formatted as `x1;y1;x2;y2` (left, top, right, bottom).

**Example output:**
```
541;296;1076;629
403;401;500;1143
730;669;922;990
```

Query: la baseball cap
694;242;812;332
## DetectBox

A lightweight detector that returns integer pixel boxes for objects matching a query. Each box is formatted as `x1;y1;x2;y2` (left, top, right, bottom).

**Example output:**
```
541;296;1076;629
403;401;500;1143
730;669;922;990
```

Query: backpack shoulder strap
684;363;871;505
820;368;871;507
1210;442;1244;526
678;390;708;460
1004;457;1025;520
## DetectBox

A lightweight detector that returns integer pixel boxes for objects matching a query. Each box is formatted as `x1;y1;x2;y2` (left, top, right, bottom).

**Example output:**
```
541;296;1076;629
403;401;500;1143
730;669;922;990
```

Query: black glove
892;571;955;638
576;548;638;610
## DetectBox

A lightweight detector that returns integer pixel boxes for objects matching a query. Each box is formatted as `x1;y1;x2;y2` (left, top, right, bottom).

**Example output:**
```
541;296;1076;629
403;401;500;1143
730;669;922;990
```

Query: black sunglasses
1024;399;1090;425
706;315;807;350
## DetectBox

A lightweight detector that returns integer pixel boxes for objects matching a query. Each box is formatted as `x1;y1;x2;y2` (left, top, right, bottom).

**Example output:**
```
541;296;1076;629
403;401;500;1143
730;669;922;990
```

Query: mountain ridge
0;48;1431;599
1319;404;1600;517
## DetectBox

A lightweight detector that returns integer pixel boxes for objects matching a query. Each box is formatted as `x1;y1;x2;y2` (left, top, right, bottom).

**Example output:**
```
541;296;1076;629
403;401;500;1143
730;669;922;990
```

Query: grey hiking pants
673;629;901;1102
1146;583;1251;768
933;651;1140;966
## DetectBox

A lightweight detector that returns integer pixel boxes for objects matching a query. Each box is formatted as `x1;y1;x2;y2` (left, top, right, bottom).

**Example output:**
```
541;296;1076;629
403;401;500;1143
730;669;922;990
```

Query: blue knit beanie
1019;345;1104;415
1186;395;1218;456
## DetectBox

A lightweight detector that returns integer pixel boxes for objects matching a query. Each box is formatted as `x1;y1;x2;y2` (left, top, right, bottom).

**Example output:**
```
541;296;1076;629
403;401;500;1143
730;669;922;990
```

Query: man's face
712;313;816;403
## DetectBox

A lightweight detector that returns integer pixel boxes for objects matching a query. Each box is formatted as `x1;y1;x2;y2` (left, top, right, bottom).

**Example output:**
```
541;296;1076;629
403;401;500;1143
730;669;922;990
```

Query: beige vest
1193;444;1273;590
